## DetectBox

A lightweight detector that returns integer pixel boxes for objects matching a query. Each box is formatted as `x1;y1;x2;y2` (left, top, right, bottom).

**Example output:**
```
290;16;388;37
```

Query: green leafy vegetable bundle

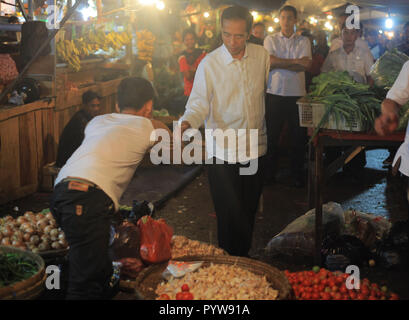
0;252;39;287
306;71;381;139
370;49;409;89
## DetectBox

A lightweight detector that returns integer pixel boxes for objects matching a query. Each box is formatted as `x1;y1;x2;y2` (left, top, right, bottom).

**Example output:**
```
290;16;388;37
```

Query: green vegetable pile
370;49;409;89
0;252;39;288
306;71;381;139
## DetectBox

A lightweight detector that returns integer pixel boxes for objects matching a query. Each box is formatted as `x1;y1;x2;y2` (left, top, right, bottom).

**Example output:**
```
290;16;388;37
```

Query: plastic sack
109;220;141;261
343;210;392;248
369;49;409;88
375;220;409;269
117;257;145;279
265;202;345;257
137;215;173;264
321;234;369;271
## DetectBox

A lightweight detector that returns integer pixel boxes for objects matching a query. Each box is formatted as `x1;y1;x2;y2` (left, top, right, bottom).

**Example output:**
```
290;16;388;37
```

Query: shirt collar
341;44;358;56
220;43;249;65
279;31;297;40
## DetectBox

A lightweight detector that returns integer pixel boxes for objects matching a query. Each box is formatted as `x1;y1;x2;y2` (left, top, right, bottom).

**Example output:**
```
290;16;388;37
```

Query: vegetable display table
307;128;405;265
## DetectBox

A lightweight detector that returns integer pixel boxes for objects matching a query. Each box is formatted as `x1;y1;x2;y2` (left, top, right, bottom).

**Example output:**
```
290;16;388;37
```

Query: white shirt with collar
388;61;409;177
180;42;270;163
321;44;374;84
330;37;374;60
55;114;156;211
264;32;312;97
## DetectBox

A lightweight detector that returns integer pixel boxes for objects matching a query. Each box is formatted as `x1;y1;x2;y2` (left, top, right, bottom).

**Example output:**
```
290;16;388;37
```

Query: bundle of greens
0;252;39;287
370;49;409;89
306;71;381;139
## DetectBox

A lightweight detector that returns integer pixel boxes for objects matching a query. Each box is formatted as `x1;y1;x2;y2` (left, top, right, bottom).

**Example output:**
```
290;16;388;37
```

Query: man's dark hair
182;28;197;41
82;90;101;105
117;77;155;111
8;16;19;24
253;22;265;29
279;5;297;19
341;21;360;32
221;6;253;33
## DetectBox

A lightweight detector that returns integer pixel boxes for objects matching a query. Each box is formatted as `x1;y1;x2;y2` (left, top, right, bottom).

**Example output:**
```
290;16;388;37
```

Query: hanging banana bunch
56;30;132;72
136;30;156;62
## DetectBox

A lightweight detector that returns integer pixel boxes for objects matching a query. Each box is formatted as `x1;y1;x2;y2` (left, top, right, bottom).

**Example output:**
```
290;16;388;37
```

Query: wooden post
96;0;102;23
314;133;323;266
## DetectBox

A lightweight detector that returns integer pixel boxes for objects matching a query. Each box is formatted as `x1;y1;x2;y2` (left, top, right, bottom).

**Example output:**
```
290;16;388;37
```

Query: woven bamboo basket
133;255;293;300
118;239;229;292
0;246;46;300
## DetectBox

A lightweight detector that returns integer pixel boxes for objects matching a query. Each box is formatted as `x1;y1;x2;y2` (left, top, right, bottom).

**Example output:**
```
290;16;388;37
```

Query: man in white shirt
263;5;312;187
50;77;172;299
375;61;409;172
322;23;374;85
322;23;375;177
329;13;374;61
180;6;270;257
375;61;409;217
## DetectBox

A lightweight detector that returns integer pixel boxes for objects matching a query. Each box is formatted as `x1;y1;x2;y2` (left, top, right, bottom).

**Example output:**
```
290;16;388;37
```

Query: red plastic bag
137;215;173;264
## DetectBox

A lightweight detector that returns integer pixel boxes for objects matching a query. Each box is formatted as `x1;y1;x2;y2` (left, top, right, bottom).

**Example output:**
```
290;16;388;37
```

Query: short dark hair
182;29;197;41
221;6;253;33
253;22;265;29
341;21;360;32
279;5;297;19
82;90;101;105
117;77;155;111
8;16;19;24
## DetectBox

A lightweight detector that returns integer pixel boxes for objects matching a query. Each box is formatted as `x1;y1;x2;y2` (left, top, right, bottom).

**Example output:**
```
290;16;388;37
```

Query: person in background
179;6;270;257
375;61;409;220
322;23;375;179
178;29;206;97
366;29;386;60
263;5;312;187
322;23;374;85
51;77;173;299
330;13;374;61
55;90;102;168
248;22;265;46
397;22;409;56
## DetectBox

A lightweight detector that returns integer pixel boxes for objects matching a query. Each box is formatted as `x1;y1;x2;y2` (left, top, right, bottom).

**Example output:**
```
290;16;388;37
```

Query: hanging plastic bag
265;202;345;257
137;215;173;264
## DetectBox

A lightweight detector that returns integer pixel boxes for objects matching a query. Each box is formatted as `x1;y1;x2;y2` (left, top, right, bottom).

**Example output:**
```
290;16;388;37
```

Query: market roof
210;0;409;15
283;0;409;15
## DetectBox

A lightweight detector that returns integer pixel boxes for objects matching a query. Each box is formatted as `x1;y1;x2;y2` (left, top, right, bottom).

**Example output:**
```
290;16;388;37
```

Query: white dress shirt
180;43;270;163
330;37;374;60
55;114;156;211
264;32;312;97
321;45;374;84
388;61;409;177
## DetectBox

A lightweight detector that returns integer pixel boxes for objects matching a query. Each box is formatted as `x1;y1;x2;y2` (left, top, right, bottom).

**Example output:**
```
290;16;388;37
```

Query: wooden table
307;128;405;265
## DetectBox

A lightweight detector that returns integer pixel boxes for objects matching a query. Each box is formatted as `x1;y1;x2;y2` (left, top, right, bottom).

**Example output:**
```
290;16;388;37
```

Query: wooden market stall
0;1;132;204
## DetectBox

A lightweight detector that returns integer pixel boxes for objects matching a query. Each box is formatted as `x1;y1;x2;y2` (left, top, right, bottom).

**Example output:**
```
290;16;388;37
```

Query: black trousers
265;93;307;179
207;157;264;257
50;181;116;300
